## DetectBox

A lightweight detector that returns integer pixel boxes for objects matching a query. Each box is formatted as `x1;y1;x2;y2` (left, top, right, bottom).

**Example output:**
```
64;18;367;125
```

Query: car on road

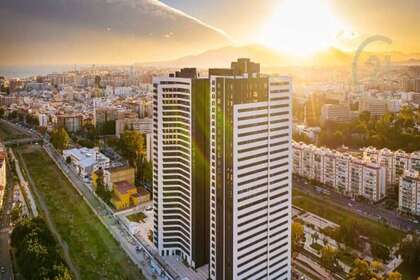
145;206;153;212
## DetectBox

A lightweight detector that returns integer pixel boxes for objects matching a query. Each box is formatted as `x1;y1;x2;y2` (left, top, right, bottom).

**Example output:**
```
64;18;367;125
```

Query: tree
10;204;22;223
118;131;146;183
95;175;112;205
51;128;70;151
385;272;402;280
143;160;153;185
320;245;338;272
311;232;319;245
291;222;305;255
147;229;153;243
348;259;377;280
0;107;4;118
398;234;420;268
81;123;97;141
371;242;390;261
11;218;73;280
370;260;384;274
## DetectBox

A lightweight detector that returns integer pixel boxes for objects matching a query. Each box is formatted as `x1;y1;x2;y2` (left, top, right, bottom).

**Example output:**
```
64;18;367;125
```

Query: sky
1;0;420;66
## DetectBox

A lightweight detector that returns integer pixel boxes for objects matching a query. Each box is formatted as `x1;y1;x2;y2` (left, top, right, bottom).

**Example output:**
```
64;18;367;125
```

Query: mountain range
137;44;420;69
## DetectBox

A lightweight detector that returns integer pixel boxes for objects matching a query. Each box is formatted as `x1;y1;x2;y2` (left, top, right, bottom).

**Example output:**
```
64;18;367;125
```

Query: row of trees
348;259;403;280
318;108;420;152
11;218;72;280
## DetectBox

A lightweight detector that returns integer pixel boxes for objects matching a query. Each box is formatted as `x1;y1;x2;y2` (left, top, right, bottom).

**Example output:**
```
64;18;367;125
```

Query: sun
260;0;347;56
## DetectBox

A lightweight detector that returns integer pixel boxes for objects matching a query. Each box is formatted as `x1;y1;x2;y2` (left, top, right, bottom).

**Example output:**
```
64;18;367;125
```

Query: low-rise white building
63;147;110;177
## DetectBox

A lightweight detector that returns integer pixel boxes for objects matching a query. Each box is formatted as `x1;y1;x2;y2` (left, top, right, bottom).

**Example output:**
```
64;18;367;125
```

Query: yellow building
92;165;135;191
111;180;140;210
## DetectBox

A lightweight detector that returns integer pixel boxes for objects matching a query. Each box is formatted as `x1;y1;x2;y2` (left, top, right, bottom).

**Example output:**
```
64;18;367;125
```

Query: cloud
0;0;231;65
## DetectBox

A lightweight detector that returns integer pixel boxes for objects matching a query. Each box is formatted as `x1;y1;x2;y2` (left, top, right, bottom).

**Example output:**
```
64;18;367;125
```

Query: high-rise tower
209;59;292;280
153;68;210;268
153;59;292;279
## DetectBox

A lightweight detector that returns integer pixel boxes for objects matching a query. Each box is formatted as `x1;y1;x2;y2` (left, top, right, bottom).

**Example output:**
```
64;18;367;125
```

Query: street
0;156;15;280
293;177;420;233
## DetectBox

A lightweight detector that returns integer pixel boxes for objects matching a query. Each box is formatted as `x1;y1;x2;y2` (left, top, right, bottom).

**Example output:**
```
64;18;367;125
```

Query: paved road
0;157;15;280
293;177;420;233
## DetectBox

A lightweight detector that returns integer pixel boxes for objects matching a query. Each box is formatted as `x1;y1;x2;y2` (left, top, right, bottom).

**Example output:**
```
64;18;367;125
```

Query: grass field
0;121;27;141
293;188;404;247
19;145;143;280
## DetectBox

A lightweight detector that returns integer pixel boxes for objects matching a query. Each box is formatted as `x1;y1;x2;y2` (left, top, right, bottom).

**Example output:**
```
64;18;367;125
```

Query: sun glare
260;0;347;56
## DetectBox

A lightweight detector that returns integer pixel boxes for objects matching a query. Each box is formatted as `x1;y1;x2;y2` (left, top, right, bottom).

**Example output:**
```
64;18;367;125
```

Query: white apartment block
313;149;325;183
152;75;194;264
292;142;387;202
409;152;420;172
349;158;364;197
399;170;420;216
323;150;336;189
393;150;410;185
363;147;394;190
363;147;420;186
335;154;351;193
361;162;386;201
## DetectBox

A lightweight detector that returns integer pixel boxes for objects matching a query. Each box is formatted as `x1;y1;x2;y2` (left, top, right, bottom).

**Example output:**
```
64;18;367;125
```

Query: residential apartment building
349;158;364;197
335;154;351;193
362;147;394;191
115;117;153;137
153;59;292;279
362;162;386;201
320;104;351;125
57;113;83;132
209;59;292;280
363;147;420;186
359;97;388;117
393;150;410;185
323;150;336;189
95;107;117;126
409;152;420;172
293;142;387;201
153;68;210;268
399;170;420;216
